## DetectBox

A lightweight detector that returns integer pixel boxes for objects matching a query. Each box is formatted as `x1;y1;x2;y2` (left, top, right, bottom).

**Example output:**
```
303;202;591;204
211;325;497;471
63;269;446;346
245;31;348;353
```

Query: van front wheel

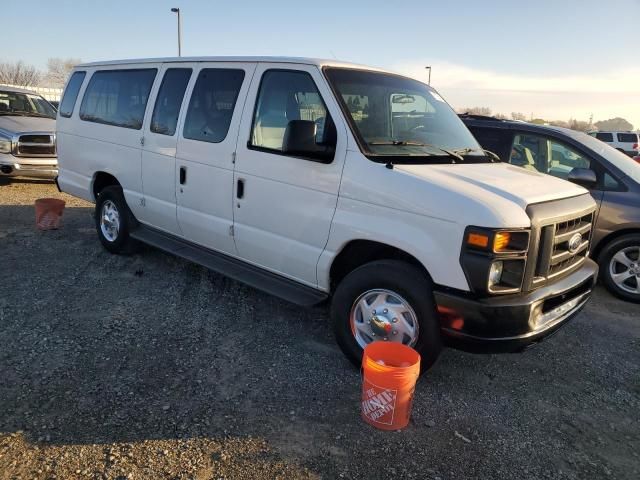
330;260;442;373
95;186;138;254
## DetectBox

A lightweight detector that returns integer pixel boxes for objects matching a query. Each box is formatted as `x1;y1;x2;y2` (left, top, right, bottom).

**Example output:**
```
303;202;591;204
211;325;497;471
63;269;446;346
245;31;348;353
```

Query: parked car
56;57;599;371
0;86;58;179
462;114;640;302
588;130;639;157
49;100;59;110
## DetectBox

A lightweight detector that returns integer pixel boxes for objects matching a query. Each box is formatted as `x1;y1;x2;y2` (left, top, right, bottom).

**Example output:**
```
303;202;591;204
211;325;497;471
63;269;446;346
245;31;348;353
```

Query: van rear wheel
330;260;442;373
95;186;138;254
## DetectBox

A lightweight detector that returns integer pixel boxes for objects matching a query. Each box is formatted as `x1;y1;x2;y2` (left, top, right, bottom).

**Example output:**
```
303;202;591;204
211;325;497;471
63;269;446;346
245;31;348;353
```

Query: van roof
77;56;389;72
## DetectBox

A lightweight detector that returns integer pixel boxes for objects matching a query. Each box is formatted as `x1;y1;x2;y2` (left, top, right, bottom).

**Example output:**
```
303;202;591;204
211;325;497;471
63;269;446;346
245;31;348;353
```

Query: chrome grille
535;212;593;283
16;133;56;157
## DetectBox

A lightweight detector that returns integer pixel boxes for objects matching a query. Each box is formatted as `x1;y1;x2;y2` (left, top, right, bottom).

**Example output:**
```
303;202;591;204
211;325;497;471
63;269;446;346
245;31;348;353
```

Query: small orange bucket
361;341;420;430
35;198;66;230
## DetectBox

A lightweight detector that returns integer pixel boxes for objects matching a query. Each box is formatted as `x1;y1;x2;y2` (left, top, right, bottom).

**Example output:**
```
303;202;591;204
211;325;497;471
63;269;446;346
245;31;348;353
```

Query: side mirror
567;168;597;189
282;120;334;162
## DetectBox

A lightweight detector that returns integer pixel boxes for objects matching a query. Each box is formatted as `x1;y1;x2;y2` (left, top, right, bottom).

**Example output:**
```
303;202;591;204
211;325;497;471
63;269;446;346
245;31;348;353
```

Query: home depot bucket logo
361;380;397;425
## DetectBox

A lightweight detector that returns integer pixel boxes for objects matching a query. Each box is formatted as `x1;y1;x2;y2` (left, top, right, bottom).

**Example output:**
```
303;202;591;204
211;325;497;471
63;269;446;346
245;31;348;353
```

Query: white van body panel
233;63;350;286
174;61;257;256
396;162;587;212
138;63;191;236
57;63;163;218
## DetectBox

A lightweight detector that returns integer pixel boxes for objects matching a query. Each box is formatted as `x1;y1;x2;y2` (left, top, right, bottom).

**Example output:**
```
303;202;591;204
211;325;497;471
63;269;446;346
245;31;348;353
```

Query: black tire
94;185;138;254
598;234;640;303
330;259;442;373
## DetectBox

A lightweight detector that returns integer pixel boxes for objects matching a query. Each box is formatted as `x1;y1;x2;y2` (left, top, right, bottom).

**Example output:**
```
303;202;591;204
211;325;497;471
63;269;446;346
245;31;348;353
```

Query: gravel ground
1;178;639;480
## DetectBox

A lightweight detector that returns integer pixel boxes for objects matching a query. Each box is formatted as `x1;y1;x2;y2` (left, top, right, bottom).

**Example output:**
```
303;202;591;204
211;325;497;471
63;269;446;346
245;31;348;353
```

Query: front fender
317;197;468;291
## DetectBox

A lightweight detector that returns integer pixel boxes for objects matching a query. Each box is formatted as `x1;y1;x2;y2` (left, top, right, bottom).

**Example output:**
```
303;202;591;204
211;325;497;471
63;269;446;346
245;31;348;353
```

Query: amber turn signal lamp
467;232;489;248
493;232;512;252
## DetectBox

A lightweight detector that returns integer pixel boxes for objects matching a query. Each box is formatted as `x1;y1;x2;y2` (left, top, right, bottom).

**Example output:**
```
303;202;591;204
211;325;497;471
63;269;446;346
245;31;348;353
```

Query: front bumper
435;259;598;352
0;156;58;179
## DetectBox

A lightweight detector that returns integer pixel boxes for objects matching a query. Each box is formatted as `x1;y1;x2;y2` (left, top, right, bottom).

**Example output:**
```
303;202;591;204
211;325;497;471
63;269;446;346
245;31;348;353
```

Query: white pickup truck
56;57;598;371
0;86;58;178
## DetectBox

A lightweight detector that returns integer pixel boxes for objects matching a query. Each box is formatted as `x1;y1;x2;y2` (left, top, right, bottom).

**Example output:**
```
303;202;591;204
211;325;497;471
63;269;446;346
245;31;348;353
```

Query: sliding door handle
179;166;187;185
237;178;245;199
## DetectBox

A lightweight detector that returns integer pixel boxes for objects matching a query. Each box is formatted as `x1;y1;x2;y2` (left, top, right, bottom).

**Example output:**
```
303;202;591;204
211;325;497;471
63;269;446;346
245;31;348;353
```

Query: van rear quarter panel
57;65;161;216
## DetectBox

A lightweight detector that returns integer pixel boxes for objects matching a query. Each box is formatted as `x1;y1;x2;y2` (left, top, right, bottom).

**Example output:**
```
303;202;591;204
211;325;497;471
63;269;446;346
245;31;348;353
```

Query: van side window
250;70;335;161
617;133;638;143
595;132;613;142
80;69;157;129
59;71;86;118
182;69;245;143
150;68;192;136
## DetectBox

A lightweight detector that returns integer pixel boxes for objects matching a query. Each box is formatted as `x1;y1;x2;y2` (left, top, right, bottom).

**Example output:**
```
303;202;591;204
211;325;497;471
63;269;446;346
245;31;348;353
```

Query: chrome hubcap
100;200;120;242
349;289;419;348
609;246;640;295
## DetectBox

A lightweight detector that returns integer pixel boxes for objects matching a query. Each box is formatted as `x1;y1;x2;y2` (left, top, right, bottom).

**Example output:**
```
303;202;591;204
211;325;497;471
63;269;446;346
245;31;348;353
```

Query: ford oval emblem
568;233;583;254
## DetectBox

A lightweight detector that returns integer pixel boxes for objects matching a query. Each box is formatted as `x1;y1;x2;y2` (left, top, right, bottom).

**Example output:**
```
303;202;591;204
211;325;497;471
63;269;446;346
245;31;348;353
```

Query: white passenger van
57;57;598;371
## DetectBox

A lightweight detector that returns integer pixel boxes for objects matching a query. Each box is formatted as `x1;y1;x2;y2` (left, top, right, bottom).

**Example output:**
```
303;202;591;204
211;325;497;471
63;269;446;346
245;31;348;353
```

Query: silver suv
0;86;58;179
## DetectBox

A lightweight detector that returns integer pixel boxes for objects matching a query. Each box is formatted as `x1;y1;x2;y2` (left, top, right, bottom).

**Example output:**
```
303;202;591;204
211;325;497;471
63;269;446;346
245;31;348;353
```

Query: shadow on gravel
1;199;639;479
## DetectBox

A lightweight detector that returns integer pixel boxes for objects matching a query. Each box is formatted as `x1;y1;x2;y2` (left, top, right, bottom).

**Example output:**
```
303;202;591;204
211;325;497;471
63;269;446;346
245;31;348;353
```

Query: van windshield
324;68;486;163
0;90;56;119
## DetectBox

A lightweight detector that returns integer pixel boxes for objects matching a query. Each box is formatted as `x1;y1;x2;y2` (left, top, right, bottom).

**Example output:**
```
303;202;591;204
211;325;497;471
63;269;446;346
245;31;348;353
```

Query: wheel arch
91;171;121;201
592;227;640;261
328;239;433;292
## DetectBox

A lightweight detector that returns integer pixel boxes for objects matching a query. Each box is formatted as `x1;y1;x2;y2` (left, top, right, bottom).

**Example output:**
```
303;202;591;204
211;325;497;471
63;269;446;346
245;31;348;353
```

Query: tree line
0;58;81;89
458;107;635;132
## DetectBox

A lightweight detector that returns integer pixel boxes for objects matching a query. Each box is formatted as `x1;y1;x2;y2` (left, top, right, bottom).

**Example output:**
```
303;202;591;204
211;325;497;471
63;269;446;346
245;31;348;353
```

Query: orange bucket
35;198;65;230
361;341;420;430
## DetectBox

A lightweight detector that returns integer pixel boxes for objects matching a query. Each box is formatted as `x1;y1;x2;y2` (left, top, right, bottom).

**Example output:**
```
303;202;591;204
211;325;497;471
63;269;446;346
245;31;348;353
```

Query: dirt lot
0;178;638;480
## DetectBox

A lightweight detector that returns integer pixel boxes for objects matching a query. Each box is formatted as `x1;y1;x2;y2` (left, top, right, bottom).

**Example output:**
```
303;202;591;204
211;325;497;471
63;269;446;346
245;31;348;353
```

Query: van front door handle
179;166;187;185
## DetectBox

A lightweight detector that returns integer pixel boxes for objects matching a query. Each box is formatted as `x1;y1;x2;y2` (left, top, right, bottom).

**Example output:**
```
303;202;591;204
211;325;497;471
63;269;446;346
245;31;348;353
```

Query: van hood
0;115;56;136
396;162;587;210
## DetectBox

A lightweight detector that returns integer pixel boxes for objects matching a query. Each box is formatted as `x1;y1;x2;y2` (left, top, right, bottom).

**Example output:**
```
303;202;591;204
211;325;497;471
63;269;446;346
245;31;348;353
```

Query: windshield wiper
368;140;464;162
453;147;501;162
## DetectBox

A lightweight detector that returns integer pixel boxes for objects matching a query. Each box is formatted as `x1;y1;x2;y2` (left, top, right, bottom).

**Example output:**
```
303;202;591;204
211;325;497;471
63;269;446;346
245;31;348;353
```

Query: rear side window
617;133;638;143
80;69;157;129
150;68;192;136
59;71;86;118
595;132;614;142
183;69;245;143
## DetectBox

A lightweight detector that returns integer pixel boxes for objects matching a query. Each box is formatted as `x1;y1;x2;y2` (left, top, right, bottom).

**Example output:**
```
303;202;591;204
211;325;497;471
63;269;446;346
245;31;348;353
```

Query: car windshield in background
0;90;57;118
324;68;485;162
578;132;640;183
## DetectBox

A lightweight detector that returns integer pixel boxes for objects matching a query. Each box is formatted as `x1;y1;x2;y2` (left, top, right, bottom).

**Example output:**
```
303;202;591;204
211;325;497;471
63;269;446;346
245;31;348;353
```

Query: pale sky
396;61;640;128
5;0;639;128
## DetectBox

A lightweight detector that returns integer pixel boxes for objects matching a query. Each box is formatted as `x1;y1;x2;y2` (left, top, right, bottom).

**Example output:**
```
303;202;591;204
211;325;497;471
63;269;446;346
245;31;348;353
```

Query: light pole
171;7;182;57
425;66;432;85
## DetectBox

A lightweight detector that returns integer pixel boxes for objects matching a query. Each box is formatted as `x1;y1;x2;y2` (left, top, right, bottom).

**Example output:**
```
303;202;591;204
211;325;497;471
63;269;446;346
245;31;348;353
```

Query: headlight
488;261;503;287
0;135;11;154
461;227;530;295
